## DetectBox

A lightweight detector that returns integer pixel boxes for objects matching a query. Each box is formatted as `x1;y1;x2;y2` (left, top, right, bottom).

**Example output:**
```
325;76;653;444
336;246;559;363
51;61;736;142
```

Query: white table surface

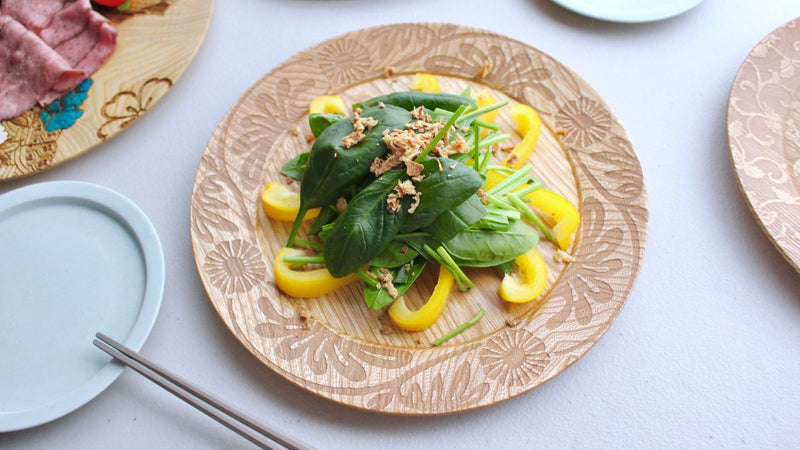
3;0;800;448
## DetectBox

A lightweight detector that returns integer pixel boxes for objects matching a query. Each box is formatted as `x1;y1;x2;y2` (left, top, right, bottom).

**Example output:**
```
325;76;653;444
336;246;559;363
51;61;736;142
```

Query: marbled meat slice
0;15;84;120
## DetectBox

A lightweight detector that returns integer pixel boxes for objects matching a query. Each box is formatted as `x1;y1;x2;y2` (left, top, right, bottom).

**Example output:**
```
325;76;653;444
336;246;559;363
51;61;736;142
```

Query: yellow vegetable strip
498;247;547;304
410;73;441;93
261;182;319;222
527;189;579;251
503;104;541;169
309;95;347;115
388;266;454;332
274;248;358;298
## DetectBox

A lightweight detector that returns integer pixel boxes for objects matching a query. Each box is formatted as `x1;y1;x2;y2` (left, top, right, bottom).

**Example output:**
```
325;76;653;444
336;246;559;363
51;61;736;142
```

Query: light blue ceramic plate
552;0;704;23
0;181;164;432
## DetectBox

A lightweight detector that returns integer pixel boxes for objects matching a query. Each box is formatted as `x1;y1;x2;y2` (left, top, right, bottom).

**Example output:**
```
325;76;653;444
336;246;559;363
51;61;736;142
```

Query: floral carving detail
317;39;370;87
423;42;556;101
479;328;549;386
399;361;490;412
555;97;613;148
191;172;241;244
0;109;61;179
729;17;800;269
546;198;621;329
204;240;266;295
255;297;413;383
97;77;173;140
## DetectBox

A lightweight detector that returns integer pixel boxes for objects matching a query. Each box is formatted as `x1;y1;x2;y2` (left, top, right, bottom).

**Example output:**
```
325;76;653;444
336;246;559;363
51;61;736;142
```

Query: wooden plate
728;17;800;273
190;23;648;415
0;0;214;181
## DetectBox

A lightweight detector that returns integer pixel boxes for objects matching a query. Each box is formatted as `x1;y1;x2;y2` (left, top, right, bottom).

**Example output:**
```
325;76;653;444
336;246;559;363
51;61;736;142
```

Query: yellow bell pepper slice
388;265;454;332
261;182;319;222
484;104;542;190
274;248;358;298
499;247;547;303
410;73;441;93
504;104;541;169
528;188;579;250
474;90;499;123
309;95;347;115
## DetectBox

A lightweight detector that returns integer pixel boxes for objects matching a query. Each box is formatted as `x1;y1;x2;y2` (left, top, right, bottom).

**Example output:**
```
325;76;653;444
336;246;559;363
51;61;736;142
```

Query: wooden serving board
0;0;214;181
191;23;648;415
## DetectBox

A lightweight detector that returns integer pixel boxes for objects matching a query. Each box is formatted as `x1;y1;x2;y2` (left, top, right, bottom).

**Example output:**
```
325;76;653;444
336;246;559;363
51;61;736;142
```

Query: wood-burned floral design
317;39;370;86
0;110;61;179
204;239;266;295
555;97;613;148
479;328;549;386
97;77;173;140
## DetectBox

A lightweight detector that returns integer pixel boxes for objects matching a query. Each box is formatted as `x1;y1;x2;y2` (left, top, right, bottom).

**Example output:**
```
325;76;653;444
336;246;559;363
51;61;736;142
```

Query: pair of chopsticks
93;332;310;450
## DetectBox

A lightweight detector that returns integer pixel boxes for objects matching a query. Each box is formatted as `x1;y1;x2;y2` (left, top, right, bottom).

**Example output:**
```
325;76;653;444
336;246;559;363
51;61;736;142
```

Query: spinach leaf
309;113;344;138
280;152;309;181
308;206;337;236
288;105;411;244
323;170;410;277
354;91;475;113
442;220;539;267
423;194;487;242
399;157;483;232
364;259;426;310
368;239;419;268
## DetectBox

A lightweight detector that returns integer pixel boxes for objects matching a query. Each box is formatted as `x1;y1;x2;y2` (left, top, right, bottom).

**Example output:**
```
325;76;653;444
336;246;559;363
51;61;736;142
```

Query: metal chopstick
94;332;310;450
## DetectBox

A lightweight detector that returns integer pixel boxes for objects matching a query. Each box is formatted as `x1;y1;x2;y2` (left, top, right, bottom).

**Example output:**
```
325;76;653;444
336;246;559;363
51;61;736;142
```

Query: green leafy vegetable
368;240;419;268
322;170;409;277
364;259;426;310
288;105;411;245
309;113;344;138
279;152;309;181
399;157;483;232
442;220;539;267
423;195;487;242
354;91;475;113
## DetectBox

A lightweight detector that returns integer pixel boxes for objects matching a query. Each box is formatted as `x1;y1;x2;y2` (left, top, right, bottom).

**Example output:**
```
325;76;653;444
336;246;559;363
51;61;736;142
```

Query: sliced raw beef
41;10;117;104
0;15;84;120
40;0;93;48
0;0;117;117
1;0;68;33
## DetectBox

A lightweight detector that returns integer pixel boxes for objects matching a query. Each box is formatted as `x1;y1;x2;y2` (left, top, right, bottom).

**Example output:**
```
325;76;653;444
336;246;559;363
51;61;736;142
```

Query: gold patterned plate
191;23;648;415
728;17;800;273
0;0;214;181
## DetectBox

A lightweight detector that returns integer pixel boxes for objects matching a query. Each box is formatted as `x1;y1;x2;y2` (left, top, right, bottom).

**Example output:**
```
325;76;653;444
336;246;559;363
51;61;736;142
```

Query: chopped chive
486;163;534;196
513;180;544;198
477;133;511;149
433;309;485;346
436;246;475;290
457;100;509;124
357;269;377;284
282;255;325;265
396;232;430;239
416;105;467;162
294;238;323;251
487;165;515;174
506;193;553;241
422;244;446;266
486;194;517;210
473;119;499;131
